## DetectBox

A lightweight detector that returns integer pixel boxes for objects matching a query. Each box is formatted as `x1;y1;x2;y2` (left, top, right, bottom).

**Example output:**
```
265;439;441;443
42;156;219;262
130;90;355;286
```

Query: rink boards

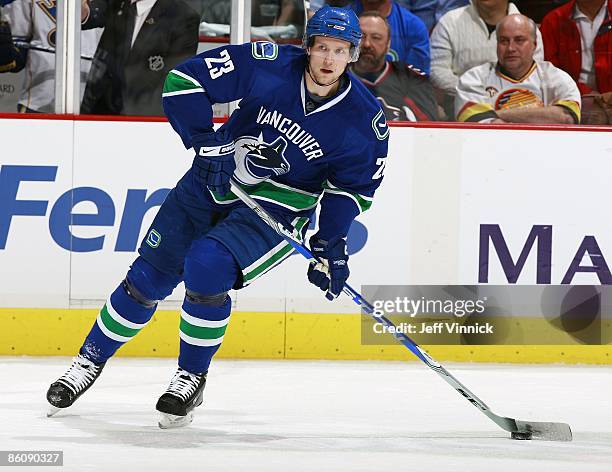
0;116;611;363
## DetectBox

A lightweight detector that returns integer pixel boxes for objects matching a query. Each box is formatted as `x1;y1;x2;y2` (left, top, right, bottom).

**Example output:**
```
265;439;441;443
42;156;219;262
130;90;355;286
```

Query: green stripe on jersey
211;181;320;212
323;181;373;213
163;70;201;94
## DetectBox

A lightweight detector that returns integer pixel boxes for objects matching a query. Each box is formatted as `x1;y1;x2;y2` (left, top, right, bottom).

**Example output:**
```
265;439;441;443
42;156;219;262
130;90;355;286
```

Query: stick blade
515;420;572;441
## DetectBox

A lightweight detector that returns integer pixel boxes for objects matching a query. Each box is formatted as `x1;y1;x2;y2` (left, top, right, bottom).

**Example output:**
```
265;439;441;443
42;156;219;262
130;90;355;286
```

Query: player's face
356;16;390;72
497;19;536;78
308;36;352;84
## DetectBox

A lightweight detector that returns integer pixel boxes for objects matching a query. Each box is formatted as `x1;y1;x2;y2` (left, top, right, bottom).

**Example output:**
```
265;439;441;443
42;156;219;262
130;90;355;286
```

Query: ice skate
156;368;207;429
46;354;106;417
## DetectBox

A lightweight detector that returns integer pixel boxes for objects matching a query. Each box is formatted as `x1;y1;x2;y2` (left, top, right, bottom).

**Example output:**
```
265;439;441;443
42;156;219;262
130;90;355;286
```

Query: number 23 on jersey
204;50;235;80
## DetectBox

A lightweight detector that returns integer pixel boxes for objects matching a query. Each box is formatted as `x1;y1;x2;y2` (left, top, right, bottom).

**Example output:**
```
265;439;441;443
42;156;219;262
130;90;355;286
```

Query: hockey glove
307;236;349;301
192;129;236;196
0;21;18;72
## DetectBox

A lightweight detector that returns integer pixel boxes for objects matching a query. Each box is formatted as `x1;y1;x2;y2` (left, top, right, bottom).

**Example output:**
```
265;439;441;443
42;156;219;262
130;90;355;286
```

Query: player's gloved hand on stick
307;236;349;301
191;129;236;196
0;21;18;72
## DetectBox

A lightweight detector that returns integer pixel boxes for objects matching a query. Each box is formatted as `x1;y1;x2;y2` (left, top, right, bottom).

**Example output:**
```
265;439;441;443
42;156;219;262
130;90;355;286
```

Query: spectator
540;0;611;95
81;0;200;116
352;0;430;75
430;0;544;103
0;0;99;113
351;11;437;120
455;14;580;124
396;0;469;31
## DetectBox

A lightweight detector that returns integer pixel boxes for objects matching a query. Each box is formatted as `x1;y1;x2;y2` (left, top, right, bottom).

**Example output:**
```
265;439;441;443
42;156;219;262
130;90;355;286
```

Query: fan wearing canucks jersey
46;6;389;429
455;14;581;124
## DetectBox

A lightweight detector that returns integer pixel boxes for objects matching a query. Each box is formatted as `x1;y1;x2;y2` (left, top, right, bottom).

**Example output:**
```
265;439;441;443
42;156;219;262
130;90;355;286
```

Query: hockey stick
13;40;93;61
229;178;572;441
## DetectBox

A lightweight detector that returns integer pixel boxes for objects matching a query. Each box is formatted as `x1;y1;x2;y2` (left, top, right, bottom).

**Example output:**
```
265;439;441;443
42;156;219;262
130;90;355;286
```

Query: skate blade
47;406;62;417
158;411;194;429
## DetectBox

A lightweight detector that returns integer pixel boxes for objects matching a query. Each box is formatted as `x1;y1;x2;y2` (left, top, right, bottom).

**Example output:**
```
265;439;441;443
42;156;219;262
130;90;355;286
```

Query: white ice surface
1;358;611;471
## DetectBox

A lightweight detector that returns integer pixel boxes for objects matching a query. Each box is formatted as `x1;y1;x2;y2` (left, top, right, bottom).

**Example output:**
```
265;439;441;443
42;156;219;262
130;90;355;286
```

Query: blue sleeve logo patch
372;109;390;141
251;42;279;61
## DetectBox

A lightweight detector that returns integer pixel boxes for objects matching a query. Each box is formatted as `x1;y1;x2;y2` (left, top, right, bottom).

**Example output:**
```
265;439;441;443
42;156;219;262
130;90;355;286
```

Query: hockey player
46;6;389;428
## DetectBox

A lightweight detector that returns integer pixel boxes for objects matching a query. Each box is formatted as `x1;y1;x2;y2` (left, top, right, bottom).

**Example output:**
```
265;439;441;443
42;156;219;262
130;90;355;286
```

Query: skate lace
59;355;100;394
166;369;201;401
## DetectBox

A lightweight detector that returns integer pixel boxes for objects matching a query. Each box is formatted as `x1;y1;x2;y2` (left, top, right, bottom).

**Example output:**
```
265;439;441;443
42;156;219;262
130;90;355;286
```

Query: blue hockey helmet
304;6;362;62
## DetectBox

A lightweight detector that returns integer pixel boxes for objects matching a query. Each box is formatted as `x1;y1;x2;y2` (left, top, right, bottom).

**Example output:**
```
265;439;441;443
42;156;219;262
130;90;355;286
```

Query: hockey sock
80;283;156;364
178;295;232;374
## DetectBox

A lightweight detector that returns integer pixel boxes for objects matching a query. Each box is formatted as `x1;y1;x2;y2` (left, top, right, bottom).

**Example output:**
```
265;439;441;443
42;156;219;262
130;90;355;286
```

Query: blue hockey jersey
162;42;389;240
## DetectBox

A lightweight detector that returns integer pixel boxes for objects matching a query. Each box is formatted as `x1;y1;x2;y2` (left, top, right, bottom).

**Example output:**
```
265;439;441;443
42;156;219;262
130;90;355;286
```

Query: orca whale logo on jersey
234;134;290;185
496;88;543;110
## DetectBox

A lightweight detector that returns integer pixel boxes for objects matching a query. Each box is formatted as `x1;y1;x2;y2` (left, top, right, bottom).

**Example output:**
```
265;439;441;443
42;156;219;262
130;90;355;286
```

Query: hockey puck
511;431;533;440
